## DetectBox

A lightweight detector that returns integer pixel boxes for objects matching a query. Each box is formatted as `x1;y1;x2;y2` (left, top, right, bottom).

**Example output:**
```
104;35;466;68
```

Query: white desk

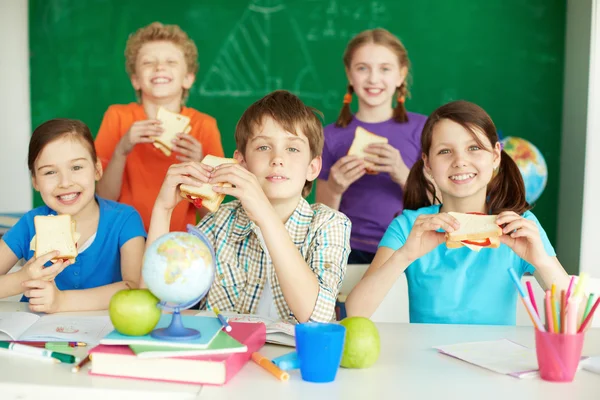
1;303;599;400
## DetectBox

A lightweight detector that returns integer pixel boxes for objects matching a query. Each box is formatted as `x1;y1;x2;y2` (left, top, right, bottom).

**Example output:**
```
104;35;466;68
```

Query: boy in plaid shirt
148;90;351;323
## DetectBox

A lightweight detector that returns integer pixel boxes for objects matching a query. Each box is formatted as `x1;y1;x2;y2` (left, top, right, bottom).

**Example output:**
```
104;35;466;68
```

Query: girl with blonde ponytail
316;28;427;264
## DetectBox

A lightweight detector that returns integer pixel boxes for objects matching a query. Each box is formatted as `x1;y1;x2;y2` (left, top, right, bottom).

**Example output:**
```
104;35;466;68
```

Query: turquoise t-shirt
379;205;555;325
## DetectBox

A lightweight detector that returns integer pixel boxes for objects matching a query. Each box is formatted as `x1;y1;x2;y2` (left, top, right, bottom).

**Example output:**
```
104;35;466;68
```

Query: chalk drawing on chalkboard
305;0;388;41
199;0;325;100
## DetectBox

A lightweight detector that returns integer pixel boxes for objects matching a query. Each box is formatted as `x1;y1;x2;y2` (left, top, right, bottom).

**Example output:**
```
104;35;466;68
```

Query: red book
88;322;266;386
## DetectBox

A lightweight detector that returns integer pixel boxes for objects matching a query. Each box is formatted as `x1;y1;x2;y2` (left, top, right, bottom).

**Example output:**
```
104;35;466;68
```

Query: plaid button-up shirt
197;198;351;323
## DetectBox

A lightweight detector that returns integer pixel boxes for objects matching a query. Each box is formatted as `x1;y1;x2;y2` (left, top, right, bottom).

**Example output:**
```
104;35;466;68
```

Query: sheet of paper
434;339;539;377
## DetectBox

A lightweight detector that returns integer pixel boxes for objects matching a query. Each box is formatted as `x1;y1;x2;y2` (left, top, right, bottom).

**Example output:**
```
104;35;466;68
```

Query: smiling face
235;116;321;206
424;118;501;211
131;41;195;102
32;135;102;217
346;43;407;113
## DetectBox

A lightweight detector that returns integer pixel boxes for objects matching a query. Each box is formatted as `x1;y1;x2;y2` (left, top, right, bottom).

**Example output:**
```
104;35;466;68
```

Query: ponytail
335;85;354;128
487;150;530;215
403;158;441;210
392;83;409;123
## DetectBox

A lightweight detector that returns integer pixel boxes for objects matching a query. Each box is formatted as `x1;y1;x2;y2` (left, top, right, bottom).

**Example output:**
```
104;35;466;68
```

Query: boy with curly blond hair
95;22;224;231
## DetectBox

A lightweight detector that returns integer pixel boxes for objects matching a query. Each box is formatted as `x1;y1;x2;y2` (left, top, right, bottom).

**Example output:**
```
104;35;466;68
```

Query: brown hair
28;119;97;175
336;28;410;127
235;90;324;197
404;100;530;215
124;22;199;103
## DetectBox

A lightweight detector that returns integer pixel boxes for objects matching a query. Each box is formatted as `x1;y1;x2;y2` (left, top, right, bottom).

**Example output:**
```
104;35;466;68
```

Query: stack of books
89;315;266;385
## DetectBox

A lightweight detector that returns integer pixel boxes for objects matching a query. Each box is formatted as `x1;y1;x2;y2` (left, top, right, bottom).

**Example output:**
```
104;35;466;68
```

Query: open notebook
0;312;113;343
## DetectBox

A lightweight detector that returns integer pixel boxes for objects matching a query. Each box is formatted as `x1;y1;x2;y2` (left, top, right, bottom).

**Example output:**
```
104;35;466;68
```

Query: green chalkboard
29;0;566;244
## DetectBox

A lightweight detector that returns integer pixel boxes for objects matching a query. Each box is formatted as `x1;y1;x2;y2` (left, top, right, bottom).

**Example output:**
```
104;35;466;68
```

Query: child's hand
327;155;366;194
118;120;163;156
172;133;203;163
497;211;551;267
400;213;460;261
23;251;71;282
23;280;64;313
209;164;272;223
156;162;212;211
364;143;409;184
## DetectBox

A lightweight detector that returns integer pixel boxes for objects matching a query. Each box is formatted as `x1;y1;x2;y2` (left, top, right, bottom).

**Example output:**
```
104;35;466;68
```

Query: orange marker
251;352;290;381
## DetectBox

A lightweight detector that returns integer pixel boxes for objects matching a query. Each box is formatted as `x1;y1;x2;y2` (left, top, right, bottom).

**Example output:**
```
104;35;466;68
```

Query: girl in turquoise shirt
346;100;570;324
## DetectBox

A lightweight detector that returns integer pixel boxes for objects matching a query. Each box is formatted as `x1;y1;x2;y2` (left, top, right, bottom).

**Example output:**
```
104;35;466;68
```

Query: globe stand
151;306;201;341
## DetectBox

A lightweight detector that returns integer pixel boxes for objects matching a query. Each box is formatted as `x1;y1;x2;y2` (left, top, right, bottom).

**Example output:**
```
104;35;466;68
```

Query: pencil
71;354;91;373
581;293;595;328
526;281;539;317
545;290;554;333
560;290;566;334
578;296;600;333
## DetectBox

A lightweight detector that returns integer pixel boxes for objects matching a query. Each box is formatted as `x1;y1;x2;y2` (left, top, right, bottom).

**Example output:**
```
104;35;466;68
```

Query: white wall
0;0;32;212
579;0;600;277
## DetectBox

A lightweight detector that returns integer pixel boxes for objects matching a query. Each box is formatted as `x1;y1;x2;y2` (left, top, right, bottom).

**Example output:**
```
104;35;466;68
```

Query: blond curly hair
125;22;199;103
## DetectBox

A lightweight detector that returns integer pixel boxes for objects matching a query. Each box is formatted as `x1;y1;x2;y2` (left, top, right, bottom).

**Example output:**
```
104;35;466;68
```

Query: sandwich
445;212;502;252
347;126;389;174
31;215;79;263
153;106;192;157
179;155;239;212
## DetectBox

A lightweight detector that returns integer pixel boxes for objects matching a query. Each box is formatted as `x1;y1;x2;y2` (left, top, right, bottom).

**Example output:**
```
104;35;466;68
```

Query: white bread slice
179;155;239;212
33;215;78;262
347;126;388;173
153;107;191;157
446;212;502;242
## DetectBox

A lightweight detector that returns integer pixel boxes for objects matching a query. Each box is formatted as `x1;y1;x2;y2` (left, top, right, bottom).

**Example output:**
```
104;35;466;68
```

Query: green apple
109;289;161;336
339;316;380;368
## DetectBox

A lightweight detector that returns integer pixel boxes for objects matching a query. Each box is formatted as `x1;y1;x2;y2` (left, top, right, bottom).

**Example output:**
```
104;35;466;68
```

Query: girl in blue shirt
0;119;146;312
346;100;570;324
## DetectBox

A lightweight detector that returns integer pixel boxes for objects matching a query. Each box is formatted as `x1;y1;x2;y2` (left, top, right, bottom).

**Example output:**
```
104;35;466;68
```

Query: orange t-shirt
94;103;224;232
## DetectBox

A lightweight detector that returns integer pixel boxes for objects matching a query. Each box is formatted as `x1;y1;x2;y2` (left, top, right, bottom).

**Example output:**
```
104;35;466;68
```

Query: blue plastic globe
501;136;548;203
143;230;215;305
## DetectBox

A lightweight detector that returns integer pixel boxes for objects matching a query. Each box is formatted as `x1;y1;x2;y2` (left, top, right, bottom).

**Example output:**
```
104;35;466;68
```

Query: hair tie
499;141;505;151
343;93;352;104
397;95;405;104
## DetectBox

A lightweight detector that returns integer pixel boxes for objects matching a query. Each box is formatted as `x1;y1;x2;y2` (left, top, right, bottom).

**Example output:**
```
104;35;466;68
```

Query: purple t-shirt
319;113;427;253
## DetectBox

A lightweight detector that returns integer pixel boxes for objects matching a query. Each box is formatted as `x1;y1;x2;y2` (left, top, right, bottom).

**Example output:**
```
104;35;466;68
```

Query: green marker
0;341;76;364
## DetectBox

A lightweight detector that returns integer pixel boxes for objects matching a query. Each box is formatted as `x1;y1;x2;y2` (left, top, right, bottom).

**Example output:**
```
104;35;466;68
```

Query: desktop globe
142;225;216;340
501;136;548;203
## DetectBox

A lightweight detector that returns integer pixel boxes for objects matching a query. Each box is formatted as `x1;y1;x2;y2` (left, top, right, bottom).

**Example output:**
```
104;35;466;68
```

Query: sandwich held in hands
179;155;238;212
30;215;80;263
153;107;191;157
445;212;502;252
347;126;388;174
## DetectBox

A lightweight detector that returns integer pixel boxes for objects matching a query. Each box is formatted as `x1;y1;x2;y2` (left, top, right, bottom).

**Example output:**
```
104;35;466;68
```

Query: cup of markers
508;269;600;382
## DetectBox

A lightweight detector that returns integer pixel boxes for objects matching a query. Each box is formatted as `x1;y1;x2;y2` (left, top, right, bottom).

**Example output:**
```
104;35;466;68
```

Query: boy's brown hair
235;90;324;197
124;22;199;103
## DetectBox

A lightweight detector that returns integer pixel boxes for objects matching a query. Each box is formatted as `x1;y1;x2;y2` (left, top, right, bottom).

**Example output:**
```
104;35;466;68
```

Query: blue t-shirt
379;205;556;325
3;196;146;300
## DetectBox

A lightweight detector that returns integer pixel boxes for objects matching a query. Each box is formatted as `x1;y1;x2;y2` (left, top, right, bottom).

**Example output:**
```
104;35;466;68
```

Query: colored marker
213;307;232;332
